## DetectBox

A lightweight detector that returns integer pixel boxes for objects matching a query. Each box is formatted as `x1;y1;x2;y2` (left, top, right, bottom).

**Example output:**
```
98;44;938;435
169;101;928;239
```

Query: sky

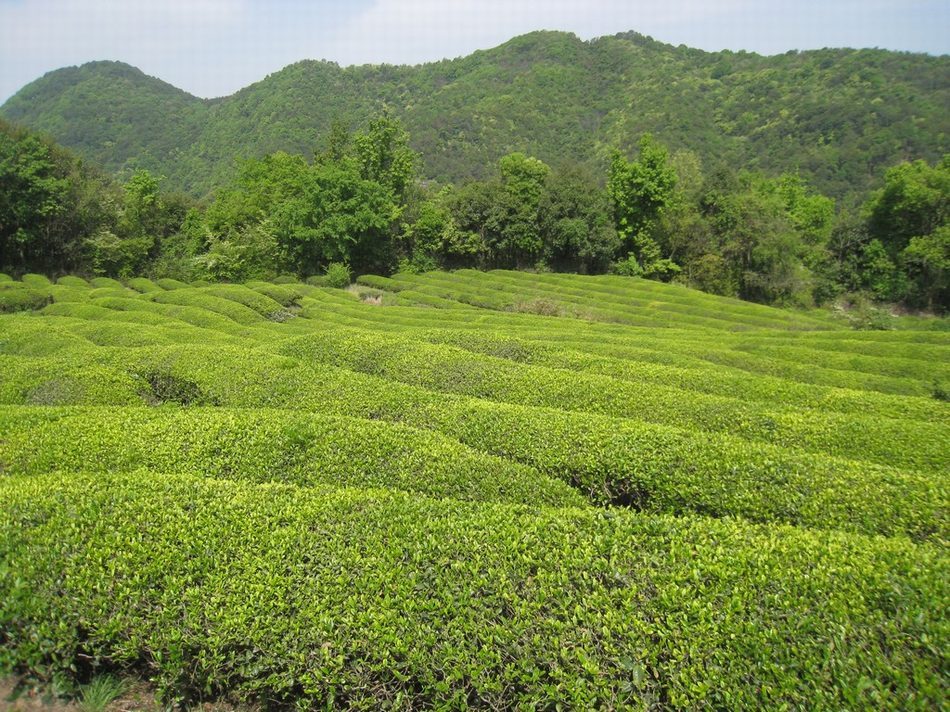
1;0;948;103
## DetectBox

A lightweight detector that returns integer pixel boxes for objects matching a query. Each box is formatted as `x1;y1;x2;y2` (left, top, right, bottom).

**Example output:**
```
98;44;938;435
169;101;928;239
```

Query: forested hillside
3;31;948;204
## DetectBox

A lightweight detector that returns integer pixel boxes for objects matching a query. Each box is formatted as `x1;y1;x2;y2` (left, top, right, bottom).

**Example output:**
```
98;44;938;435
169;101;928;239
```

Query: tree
121;169;163;239
867;157;949;257
865;156;949;309
291;159;397;273
319;119;352;164
539;163;618;272
0;129;68;270
607;134;677;277
353;114;417;203
495;152;550;267
193;221;281;282
713;174;813;305
903;225;949;310
400;192;484;270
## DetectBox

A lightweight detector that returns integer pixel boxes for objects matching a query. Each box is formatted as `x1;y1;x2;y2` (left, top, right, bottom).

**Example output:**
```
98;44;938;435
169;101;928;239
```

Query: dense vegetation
0;270;947;707
3;112;947;311
3;31;948;208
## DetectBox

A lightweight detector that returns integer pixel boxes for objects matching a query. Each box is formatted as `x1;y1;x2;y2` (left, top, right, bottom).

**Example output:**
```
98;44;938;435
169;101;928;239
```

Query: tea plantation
0;270;947;709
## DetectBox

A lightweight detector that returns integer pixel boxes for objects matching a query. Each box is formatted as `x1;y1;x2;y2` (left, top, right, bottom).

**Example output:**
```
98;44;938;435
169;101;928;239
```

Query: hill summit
2;30;948;202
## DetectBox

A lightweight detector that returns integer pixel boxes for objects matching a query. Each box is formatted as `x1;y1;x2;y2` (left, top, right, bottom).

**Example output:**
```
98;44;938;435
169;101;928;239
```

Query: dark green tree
0;119;119;274
495;152;550;267
539;163;617;272
865;156;949;309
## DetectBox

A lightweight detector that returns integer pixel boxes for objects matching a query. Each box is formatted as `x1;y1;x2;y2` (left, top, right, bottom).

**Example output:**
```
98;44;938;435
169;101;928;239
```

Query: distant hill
3;31;948;202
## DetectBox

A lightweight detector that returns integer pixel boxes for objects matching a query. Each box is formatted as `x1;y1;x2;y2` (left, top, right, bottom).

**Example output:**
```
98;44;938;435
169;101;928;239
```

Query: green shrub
245;281;310;306
396;290;469;309
2;407;581;507
323;262;352;289
47;285;91;303
0;355;144;406
609;253;643;277
89;277;124;289
1;337;939;540
279;328;949;473
126;277;162;293
155;278;190;290
56;276;89;287
356;274;406;292
0;286;52;313
145;289;265;325
0;471;944;709
932;380;950;402
196;285;285;318
0;316;88;356
417;327;946;422
21;273;52;287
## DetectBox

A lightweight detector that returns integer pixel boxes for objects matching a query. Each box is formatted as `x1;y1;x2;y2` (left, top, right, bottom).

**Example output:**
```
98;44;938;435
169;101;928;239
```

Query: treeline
0;119;192;278
1;116;947;311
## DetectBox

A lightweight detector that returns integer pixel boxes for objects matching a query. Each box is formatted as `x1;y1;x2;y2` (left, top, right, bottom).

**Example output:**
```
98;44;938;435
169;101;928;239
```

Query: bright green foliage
0;121;93;274
144;288;265;325
0;321;943;540
1;407;581;507
1;471;945;708
352;113;417;202
868;157;949;256
203;144;399;276
21;273;52;287
0;270;946;707
155;277;189;290
608;135;677;276
323;262;351;289
279;326;947;472
0;283;51;312
495;152;551;266
121;169;162;239
540;164;618;272
126;276;161;293
865;156;950;309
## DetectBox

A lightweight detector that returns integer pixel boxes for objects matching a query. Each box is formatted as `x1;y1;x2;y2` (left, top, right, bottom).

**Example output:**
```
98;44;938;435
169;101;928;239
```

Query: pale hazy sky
1;0;948;103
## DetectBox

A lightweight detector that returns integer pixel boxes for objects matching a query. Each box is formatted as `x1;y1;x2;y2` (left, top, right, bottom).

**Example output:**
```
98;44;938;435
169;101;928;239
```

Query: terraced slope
0;271;947;708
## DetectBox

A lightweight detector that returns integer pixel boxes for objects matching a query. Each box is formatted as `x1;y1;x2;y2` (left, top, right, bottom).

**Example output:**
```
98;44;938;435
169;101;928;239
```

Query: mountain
3;31;948;203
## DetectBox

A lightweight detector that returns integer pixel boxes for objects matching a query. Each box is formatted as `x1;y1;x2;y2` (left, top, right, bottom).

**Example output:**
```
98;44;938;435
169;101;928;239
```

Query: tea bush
2;407;582;507
0;471;944;709
280;328;949;472
1;271;946;707
0;336;941;540
21;273;52;288
126;277;162;293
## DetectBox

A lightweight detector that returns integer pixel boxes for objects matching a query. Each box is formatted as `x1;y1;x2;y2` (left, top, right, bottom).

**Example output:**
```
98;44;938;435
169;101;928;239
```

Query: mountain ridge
3;30;948;202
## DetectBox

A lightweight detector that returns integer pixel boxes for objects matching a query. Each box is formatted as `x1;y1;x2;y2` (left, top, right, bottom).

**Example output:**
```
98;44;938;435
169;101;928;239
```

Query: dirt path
0;677;248;711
